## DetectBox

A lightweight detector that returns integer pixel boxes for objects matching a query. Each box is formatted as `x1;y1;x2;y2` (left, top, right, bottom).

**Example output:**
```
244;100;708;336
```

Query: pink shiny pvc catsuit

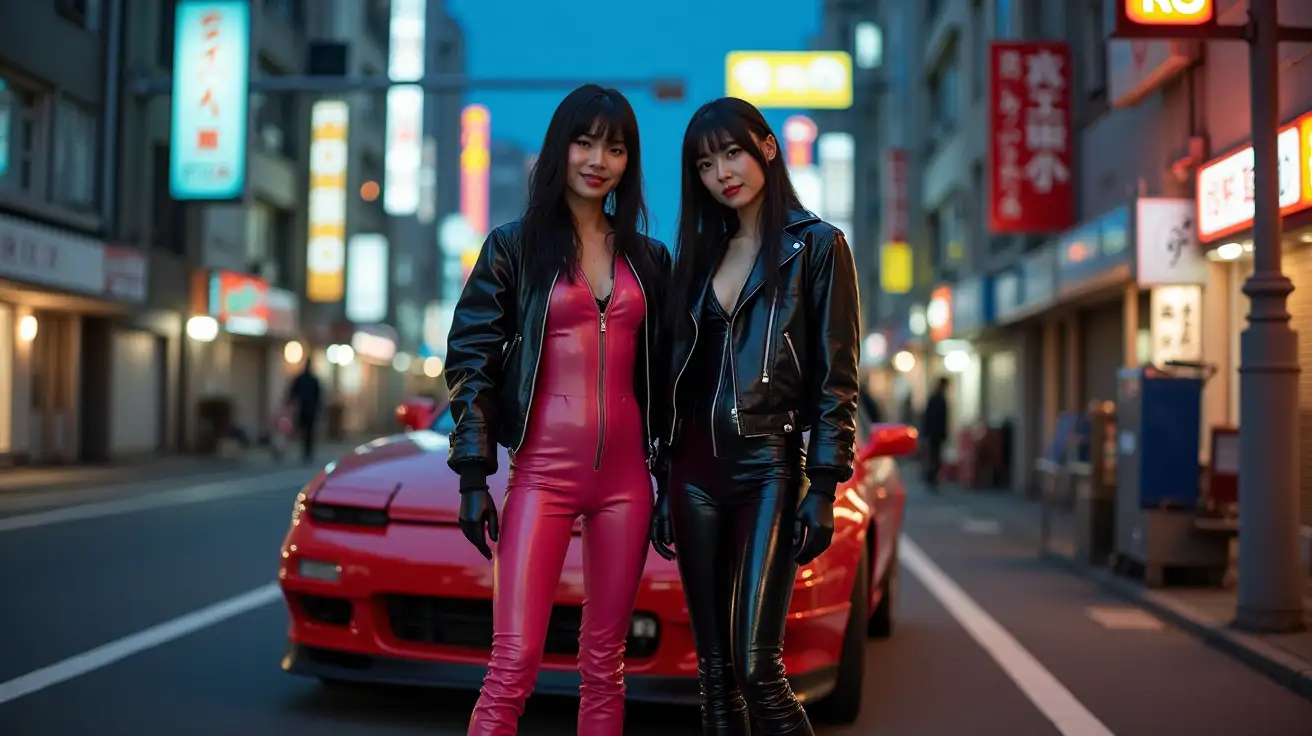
468;256;653;736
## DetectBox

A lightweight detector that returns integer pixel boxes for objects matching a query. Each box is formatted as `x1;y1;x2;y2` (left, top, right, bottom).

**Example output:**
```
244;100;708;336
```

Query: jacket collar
688;206;821;320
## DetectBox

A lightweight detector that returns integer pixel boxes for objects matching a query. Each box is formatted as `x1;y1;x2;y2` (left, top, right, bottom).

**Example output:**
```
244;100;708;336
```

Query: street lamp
1113;0;1312;633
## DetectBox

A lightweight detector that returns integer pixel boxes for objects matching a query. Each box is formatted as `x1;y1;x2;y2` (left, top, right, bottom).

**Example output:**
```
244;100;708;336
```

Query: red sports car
278;397;916;723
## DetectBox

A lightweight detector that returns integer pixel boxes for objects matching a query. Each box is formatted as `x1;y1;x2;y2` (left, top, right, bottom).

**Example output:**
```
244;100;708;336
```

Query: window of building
246;201;273;265
266;0;305;28
252;59;299;159
994;0;1013;38
56;0;102;32
53;97;99;211
273;208;295;289
367;0;391;49
151;144;186;254
158;0;177;69
927;55;960;132
971;0;984;101
1083;0;1110;102
0;74;43;196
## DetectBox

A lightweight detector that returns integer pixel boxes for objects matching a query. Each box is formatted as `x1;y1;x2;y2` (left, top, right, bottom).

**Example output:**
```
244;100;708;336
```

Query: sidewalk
0;437;376;516
905;468;1312;701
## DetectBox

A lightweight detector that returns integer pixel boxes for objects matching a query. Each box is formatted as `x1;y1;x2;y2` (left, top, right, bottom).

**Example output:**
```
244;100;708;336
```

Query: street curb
1042;551;1312;702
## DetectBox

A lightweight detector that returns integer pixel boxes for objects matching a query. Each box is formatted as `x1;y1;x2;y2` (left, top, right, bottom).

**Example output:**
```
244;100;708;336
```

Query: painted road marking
0;583;281;706
960;518;1002;535
901;534;1117;736
1085;606;1166;631
0;469;311;533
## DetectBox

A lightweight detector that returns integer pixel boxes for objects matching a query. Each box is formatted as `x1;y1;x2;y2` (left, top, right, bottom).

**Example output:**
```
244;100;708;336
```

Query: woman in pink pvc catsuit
442;84;672;736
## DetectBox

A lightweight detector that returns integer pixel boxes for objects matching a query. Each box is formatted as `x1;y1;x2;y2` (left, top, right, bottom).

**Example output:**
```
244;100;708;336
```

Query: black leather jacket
444;221;672;475
664;209;862;482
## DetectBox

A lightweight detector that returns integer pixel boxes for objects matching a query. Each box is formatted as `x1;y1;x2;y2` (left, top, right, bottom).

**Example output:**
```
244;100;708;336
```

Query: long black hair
521;84;659;290
668;97;803;330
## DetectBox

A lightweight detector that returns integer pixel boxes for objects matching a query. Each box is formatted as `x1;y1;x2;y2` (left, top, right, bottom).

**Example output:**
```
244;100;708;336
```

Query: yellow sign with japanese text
725;51;853;110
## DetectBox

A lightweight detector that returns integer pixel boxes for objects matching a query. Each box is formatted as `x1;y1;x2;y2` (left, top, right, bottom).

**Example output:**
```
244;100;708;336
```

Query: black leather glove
650;476;676;561
793;474;837;565
457;466;499;561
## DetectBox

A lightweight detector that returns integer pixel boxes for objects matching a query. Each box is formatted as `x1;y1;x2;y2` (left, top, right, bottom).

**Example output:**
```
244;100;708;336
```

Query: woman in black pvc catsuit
649;98;862;735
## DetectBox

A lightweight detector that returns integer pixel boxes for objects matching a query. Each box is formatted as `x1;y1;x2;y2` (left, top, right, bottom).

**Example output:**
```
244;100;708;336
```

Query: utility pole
1114;1;1312;633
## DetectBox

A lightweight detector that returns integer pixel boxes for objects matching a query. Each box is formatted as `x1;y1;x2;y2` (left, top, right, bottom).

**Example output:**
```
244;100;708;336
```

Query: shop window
0;305;12;453
52;96;99;211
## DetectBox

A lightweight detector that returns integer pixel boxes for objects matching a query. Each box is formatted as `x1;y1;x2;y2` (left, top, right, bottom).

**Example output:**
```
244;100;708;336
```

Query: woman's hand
458;469;500;561
793;480;836;565
650;476;676;561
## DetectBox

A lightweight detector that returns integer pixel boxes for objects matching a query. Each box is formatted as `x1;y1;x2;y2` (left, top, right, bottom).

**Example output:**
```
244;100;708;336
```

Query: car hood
311;431;512;525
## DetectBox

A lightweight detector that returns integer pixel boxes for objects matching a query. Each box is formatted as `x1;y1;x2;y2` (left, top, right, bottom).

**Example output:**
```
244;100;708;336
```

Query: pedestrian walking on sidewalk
922;376;950;489
445;84;671;736
285;359;323;463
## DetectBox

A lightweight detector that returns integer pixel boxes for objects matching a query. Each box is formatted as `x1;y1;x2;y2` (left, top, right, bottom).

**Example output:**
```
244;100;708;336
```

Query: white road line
0;583;282;706
900;534;1117;736
0;469;311;533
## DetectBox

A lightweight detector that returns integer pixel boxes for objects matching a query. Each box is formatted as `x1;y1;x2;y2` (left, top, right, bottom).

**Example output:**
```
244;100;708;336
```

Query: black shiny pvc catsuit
668;290;813;736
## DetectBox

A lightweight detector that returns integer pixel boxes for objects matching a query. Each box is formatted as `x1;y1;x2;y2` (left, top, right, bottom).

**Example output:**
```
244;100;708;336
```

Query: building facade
0;0;152;465
846;0;1312;555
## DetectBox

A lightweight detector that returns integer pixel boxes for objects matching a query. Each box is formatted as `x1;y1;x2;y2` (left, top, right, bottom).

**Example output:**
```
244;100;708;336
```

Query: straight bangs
569;93;634;145
685;107;756;162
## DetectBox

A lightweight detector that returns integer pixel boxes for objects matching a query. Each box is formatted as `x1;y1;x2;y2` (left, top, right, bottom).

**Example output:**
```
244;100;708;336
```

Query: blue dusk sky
445;0;821;245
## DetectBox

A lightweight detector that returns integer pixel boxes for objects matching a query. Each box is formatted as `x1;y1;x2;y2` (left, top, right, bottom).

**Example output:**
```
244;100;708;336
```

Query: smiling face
565;122;629;204
695;132;777;211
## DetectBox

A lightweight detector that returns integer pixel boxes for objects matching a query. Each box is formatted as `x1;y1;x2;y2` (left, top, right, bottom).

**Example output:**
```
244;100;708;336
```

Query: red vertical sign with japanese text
988;41;1075;234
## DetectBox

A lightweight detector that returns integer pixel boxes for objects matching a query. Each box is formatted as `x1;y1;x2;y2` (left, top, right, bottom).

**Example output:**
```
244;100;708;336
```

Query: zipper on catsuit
579;265;614;471
594;307;609;470
512;270;559;454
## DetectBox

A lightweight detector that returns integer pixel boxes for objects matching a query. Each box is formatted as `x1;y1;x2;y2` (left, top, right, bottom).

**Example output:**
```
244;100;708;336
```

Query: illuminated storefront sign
169;0;251;201
306;100;350;302
384;0;426;216
1122;0;1213;28
725;51;853;110
1196;112;1312;243
927;286;953;343
206;270;296;337
460;105;491;236
345;233;389;324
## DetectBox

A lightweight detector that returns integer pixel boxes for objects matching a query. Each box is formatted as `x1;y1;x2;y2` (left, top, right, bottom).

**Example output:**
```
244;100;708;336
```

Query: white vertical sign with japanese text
169;0;251;201
384;0;427;216
1149;285;1202;366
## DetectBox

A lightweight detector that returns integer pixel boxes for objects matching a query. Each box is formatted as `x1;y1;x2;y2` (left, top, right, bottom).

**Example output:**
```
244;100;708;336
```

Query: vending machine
1113;365;1229;586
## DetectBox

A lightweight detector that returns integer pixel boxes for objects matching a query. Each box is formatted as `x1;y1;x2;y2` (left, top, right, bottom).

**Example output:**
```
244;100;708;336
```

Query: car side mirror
396;397;439;431
864;423;919;459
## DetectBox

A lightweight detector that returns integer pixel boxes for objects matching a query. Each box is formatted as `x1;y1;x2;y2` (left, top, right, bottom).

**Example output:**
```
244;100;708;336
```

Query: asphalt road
0;471;1309;735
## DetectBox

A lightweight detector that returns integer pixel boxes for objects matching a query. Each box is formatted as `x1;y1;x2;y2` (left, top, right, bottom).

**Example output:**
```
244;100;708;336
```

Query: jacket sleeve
647;239;675;481
804;228;862;483
443;227;518;474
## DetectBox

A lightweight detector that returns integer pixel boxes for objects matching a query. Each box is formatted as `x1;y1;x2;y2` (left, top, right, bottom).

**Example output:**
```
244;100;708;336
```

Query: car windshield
433;407;456;434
